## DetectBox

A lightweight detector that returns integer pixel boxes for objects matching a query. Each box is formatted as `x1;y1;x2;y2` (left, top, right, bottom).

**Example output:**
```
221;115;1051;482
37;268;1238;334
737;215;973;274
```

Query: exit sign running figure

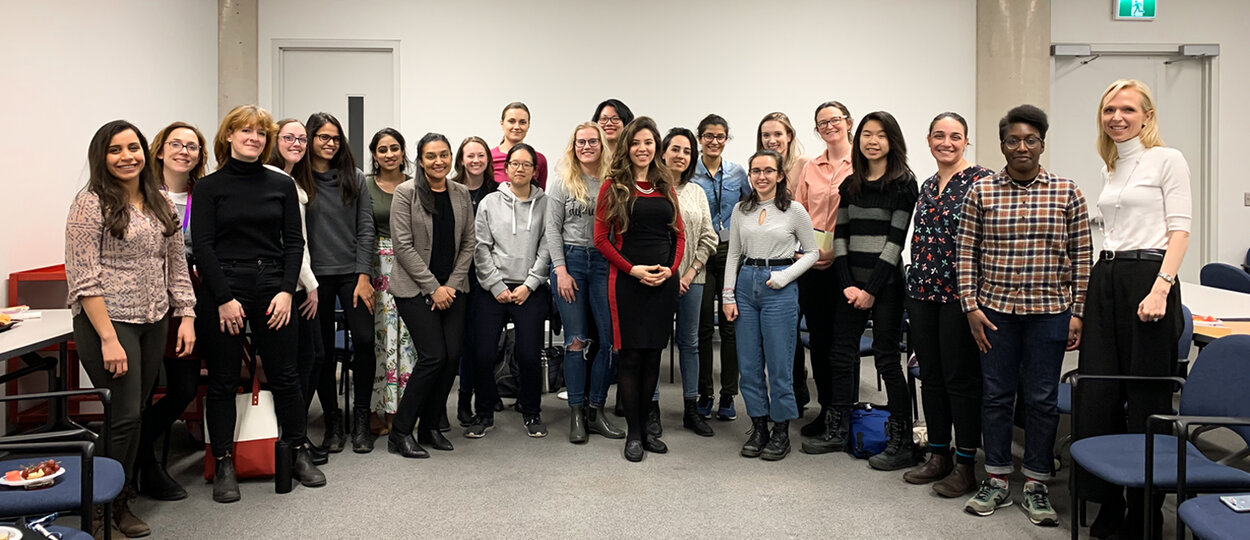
1114;0;1157;20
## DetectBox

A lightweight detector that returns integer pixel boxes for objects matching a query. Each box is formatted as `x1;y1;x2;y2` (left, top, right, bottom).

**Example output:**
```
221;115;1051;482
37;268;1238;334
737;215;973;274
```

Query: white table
0;309;75;429
1181;281;1250;321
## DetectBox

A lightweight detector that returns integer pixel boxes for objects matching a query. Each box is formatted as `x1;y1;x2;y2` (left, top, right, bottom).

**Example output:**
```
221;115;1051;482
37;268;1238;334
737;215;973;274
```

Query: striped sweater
832;174;919;295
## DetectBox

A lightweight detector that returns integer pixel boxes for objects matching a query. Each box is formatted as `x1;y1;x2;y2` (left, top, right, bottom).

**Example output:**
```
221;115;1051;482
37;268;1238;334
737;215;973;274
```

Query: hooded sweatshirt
474;184;550;296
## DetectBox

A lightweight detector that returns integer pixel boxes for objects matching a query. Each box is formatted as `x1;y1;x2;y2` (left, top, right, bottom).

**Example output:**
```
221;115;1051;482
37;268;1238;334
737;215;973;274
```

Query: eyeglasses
507;161;535;171
748;167;778;177
1002;136;1042;149
598;116;623;125
280;134;308;146
700;133;731;143
815;116;850;130
315;133;341;144
165;141;200;153
574;139;600;148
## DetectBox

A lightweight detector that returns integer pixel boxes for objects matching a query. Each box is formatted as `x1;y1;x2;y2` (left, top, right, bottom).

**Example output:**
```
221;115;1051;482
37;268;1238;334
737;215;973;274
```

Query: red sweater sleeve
669;187;685;274
594;181;634;273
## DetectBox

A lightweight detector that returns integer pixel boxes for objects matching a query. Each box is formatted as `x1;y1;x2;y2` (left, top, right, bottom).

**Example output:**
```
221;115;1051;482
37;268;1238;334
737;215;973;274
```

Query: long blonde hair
756;112;805;173
1097;79;1164;171
556;122;607;206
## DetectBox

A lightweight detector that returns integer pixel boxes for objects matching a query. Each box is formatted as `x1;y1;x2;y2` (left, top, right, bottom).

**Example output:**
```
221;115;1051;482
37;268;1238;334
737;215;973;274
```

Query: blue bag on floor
848;403;890;459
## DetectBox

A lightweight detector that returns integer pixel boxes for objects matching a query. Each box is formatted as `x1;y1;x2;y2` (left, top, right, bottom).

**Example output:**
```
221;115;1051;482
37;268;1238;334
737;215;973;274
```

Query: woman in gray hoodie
465;143;552;439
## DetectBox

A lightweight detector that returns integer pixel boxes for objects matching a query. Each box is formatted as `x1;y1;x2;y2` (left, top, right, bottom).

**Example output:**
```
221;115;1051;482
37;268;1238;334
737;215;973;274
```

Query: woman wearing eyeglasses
293;112;378;454
722;149;818;460
757;112;810;187
492;102;549;188
794;102;854;443
594;117;685;462
466;143;552;439
592;98;635;159
546;123;626;443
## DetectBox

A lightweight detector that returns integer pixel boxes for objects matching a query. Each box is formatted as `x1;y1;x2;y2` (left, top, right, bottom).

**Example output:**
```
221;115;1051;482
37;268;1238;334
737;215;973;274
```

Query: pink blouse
65;191;196;324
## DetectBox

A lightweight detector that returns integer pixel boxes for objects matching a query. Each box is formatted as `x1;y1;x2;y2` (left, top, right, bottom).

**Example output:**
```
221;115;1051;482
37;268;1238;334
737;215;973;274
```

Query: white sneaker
557;390;569;401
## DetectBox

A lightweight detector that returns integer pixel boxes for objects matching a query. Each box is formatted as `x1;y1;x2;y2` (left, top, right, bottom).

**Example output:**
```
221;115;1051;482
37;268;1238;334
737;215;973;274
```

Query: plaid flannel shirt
955;167;1092;318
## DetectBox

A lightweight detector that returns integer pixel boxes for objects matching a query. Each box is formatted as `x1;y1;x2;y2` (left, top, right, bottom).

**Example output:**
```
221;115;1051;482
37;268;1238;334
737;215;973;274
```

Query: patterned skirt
371;236;417;414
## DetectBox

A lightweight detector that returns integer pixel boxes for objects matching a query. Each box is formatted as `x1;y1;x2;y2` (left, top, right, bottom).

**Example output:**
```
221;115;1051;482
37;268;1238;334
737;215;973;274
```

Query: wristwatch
1156;272;1175;285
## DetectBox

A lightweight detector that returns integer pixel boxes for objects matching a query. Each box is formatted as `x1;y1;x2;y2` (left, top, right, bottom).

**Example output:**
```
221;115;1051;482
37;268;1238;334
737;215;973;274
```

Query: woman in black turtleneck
192;105;326;503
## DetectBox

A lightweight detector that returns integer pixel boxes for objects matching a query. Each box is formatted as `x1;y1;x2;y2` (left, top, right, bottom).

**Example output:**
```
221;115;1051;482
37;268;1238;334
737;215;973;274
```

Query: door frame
1051;42;1219;269
270;39;402;131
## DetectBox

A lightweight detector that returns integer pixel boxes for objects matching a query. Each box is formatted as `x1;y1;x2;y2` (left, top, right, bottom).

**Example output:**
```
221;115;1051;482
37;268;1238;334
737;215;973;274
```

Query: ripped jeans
551;245;615;407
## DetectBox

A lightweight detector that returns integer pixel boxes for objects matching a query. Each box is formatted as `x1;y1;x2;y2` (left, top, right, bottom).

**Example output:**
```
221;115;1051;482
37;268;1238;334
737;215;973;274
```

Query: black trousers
203;263;305;458
74;314;167;481
1075;258;1181;502
315;273;377;412
137;319;202;466
294;289;324;412
472;285;551;418
698;241;738;397
797;266;838;408
830;277;910;421
906;298;981;449
391;293;467;435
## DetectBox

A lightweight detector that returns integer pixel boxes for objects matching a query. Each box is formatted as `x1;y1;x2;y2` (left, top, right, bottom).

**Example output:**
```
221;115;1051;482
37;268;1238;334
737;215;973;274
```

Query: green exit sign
1114;0;1157;20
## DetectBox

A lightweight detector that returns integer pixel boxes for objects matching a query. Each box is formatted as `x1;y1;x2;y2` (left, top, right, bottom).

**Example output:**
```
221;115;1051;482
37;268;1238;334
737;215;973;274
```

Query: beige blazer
389;179;476;297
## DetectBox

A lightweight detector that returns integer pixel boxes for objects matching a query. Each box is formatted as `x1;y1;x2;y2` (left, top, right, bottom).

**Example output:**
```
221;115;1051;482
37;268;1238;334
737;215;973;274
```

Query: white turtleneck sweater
1097;137;1192;252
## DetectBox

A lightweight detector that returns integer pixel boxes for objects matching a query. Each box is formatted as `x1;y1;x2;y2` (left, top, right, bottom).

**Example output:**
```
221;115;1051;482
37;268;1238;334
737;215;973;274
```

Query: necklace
635;183;655;195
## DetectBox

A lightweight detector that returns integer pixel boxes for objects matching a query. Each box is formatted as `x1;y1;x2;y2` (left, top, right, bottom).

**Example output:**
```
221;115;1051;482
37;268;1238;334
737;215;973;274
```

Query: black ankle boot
868;415;919;471
800;406;829;437
138;459;187;501
351;408;374;453
322;409;345;453
386;432;429;459
682;398;714;437
587;405;625;439
801;407;850;454
417;428;454;451
457;392;475;427
304;438;329;465
741;416;770;458
761;420;791;461
212;455;240;503
569;405;588;444
292;446;327;487
646;401;663;437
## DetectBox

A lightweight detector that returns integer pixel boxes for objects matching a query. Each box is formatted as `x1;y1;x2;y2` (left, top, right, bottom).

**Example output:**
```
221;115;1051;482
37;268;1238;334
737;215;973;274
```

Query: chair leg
1070;460;1081;540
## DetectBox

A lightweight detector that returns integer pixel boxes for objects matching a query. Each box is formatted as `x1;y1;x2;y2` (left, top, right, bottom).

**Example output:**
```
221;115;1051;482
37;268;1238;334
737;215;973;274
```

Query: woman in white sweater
722;149;818;460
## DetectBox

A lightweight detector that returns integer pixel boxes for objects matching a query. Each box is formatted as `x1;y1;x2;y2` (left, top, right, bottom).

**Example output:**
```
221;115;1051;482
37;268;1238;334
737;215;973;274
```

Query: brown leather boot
932;461;978;498
113;485;151;537
903;451;953;485
92;505;124;540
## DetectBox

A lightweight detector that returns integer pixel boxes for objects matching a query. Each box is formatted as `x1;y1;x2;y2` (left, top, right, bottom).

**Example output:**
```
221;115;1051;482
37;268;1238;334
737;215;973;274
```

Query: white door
275;45;397;167
1050;53;1210;281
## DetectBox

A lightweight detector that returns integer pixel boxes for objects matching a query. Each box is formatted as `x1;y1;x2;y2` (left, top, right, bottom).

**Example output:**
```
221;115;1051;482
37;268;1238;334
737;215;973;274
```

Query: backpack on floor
847;402;890;459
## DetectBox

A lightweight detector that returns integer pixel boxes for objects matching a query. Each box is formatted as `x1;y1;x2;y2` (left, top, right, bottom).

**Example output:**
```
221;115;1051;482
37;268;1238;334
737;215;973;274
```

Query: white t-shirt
1097;137;1192;252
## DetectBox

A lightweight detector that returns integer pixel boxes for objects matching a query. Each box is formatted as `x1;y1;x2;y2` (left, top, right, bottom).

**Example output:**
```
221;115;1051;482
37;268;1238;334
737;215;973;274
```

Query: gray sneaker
964;477;1012;516
1022;481;1059;526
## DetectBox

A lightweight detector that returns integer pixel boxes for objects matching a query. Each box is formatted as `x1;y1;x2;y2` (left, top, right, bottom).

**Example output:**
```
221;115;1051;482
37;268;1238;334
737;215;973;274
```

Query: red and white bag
203;357;277;479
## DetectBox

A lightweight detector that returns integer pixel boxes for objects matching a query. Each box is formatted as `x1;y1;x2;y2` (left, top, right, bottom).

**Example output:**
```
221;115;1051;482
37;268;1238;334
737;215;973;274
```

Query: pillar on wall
976;0;1051;171
218;0;258;120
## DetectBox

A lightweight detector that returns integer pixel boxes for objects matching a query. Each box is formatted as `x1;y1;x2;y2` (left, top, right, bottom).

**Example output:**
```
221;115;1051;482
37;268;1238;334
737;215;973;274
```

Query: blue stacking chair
0;388;125;538
1199;262;1250;294
1178;492;1250;540
1069;334;1250;540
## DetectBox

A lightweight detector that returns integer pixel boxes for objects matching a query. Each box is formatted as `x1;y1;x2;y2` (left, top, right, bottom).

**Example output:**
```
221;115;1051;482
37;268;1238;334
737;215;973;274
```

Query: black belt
221;258;283;267
743;258;795;267
1099;249;1164;262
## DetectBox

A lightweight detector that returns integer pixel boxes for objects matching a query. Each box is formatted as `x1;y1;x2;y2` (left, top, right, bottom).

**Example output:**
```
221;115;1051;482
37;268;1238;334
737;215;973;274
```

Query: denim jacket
691;158;750;242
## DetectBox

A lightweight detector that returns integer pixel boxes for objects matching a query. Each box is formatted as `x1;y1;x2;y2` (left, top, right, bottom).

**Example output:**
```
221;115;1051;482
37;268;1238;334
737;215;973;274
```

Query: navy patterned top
906;165;993;303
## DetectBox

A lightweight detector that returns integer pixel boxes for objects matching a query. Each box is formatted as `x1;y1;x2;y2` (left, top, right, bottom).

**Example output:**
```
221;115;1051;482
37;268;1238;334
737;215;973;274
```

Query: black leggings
137;330;202;466
315;273;377;413
906;298;981;449
618;348;662;442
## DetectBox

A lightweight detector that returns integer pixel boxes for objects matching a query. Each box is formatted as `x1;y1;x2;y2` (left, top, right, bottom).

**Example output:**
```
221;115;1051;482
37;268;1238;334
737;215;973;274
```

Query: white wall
258;0;978;181
1052;0;1250;266
0;1;218;306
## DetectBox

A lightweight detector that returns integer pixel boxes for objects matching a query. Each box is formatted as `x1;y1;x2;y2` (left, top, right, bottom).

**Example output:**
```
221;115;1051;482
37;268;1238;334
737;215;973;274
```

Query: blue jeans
653;282;703;401
980;308;1070;480
551;245;615;407
733;265;800;421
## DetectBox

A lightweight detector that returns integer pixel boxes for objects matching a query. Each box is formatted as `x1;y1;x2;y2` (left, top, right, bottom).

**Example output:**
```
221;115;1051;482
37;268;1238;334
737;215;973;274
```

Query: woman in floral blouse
901;112;993;496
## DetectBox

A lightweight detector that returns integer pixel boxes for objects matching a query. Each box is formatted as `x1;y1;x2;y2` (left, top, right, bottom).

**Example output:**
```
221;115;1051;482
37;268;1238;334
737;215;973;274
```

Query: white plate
0;466;65;488
0;525;23;539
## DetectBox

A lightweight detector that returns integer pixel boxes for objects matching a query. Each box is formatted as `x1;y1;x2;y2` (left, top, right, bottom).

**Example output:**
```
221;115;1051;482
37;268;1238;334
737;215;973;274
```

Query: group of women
64;79;1189;537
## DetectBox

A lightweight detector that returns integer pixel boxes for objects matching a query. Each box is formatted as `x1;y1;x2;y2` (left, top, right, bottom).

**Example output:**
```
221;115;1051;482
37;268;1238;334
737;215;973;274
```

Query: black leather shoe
387;432;429;459
643;434;668;454
352;408;374;453
322;409;345;453
741;417;770;458
761;420;791;461
682;398;714;437
417;428;454;451
292;447;327;487
138;460;187;501
646;401;663;438
212;455;240;503
305;439;329;465
623;440;644;462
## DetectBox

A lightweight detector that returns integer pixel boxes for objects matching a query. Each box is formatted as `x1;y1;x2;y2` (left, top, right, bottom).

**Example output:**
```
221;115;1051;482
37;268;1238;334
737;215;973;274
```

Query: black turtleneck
191;157;304;305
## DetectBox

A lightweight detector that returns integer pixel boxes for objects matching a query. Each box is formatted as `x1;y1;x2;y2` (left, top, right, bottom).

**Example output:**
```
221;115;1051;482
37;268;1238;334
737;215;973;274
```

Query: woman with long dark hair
386;133;477;457
450;135;497;426
193;105;325;503
594;117;685;462
828;111;919;470
66;120;196;536
293;112;377;454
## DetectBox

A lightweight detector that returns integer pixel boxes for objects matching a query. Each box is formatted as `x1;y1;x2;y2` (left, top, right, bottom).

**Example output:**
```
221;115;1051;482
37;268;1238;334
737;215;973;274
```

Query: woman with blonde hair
547;122;625;443
757;112;810;185
1075;79;1192;539
193;105;325;503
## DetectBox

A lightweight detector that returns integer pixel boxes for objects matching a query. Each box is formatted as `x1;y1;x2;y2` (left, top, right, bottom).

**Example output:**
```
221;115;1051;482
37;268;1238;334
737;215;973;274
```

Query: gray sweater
308;169;374;276
722;198;818;304
544;172;601;268
475;185;551;296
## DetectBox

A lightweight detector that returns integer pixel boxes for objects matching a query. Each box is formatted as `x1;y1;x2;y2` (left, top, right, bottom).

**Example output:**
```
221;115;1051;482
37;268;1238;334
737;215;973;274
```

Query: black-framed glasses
507;161;535;171
315;133;341;144
1002;136;1042;149
280;134;308;146
165;140;200;153
748;167;778;177
815;116;849;130
700;133;730;143
598;116;622;125
574;138;600;148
